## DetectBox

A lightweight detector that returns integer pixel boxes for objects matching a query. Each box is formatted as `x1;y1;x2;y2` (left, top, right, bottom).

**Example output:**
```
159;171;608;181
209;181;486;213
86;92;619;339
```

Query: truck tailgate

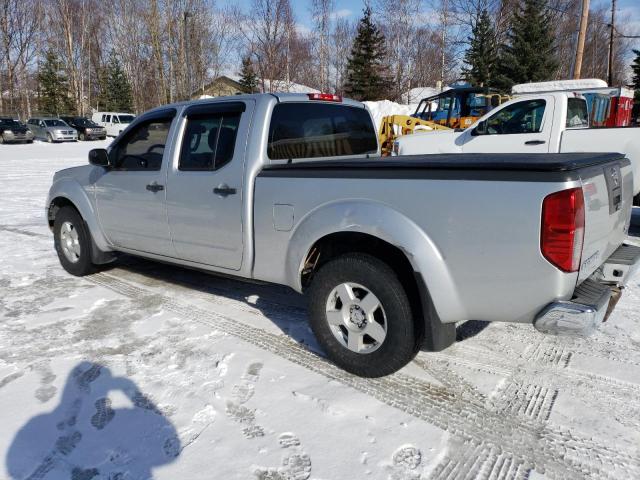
577;156;634;283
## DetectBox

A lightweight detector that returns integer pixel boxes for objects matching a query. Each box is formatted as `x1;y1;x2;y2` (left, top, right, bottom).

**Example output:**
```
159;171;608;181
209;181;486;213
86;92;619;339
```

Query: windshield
44;119;67;127
74;117;98;127
118;115;135;123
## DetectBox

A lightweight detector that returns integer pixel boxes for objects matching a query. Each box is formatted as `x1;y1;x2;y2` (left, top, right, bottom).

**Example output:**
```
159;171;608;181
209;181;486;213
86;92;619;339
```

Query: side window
179;112;241;171
112;116;119;124
485;99;547;134
104;115;110;122
110;117;173;171
566;98;589;128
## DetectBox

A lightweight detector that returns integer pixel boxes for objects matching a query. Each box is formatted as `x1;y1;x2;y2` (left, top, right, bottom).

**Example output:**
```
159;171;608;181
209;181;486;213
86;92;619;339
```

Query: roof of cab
142;93;366;116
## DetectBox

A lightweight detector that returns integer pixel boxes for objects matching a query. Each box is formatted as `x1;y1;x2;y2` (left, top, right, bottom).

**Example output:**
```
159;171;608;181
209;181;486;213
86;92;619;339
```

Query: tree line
0;0;637;119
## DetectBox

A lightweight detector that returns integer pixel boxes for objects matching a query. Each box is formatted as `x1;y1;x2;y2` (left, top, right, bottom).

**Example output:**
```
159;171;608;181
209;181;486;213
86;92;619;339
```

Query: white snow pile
512;79;608;94
402;87;439;104
364;100;420;132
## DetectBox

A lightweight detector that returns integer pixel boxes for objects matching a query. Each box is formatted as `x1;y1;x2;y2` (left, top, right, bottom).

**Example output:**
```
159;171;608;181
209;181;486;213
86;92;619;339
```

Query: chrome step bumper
594;244;640;286
534;244;640;336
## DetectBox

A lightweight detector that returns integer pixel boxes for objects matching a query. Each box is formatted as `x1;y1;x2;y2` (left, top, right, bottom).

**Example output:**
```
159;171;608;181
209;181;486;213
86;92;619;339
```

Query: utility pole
607;0;616;86
573;0;590;79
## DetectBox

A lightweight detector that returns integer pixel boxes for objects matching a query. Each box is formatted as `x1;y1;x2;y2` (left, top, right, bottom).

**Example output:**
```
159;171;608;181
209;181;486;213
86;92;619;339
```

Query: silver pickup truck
47;93;640;377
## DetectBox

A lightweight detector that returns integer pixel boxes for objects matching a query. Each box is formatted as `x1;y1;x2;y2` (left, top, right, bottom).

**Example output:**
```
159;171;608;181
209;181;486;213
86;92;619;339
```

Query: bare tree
376;0;423;101
238;0;294;92
0;0;42;117
330;17;354;94
311;0;333;91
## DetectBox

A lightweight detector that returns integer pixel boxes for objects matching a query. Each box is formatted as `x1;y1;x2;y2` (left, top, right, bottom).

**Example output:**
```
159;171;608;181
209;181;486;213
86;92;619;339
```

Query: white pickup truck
394;92;640;204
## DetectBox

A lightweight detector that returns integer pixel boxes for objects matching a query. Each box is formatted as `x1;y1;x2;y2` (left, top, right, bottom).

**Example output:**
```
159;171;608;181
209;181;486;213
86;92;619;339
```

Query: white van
92;112;136;137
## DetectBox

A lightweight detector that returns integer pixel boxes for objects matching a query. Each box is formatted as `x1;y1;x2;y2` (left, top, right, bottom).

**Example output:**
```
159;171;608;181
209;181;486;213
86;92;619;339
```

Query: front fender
285;199;467;323
47;177;111;252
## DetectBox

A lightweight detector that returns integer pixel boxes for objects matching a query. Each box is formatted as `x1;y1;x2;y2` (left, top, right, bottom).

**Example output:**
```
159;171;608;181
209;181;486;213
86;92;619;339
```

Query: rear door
165;101;252;270
461;97;554;153
94;109;177;256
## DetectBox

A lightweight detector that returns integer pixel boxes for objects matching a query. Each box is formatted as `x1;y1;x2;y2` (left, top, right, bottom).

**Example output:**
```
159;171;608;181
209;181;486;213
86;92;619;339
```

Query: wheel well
301;232;423;330
47;197;78;229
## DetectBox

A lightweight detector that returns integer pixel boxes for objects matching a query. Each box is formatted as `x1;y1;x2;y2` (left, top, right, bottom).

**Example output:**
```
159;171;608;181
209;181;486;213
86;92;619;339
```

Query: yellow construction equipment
379;115;450;156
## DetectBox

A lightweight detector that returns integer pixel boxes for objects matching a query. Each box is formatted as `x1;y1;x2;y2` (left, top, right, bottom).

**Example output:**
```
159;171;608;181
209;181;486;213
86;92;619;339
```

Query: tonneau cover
264;152;626;172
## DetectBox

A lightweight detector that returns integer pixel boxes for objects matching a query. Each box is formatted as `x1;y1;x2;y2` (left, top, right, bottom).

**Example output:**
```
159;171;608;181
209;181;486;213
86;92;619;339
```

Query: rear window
566;98;589;128
267;103;377;160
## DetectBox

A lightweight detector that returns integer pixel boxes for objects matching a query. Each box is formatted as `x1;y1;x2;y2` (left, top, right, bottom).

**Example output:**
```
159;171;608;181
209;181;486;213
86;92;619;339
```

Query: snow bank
364;100;419;132
512;79;608;94
402;87;439;104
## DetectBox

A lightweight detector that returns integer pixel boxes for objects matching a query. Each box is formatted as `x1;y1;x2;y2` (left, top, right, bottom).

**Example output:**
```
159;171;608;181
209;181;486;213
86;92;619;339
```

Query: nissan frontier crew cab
47;93;640;378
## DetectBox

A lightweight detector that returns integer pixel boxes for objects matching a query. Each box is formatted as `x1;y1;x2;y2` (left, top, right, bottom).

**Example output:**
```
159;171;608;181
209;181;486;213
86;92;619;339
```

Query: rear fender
285;199;467;323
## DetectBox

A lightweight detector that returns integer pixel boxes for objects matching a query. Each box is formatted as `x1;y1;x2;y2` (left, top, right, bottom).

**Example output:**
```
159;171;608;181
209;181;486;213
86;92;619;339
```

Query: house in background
192;75;319;99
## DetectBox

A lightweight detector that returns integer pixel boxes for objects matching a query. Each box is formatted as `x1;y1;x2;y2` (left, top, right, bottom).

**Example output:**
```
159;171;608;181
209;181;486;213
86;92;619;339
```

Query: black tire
308;253;421;377
27;140;33;144
0;135;4;144
79;132;85;141
46;132;53;143
53;206;95;276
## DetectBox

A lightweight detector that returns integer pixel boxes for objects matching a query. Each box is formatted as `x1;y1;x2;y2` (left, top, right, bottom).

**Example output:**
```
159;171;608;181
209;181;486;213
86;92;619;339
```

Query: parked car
27;117;78;143
0;117;33;144
46;93;639;377
91;112;135;137
59;116;107;141
393;92;640;206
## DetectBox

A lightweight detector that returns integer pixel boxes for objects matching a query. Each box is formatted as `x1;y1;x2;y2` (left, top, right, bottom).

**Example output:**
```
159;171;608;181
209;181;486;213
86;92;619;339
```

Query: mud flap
414;273;457;351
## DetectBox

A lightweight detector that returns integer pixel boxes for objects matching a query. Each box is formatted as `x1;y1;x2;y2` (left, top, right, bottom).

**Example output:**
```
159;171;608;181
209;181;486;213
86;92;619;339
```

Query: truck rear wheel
53;206;95;276
308;253;420;377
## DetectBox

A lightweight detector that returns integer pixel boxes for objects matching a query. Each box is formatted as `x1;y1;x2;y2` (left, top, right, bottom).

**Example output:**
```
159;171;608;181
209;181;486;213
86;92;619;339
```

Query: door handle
146;182;164;193
213;184;237;197
524;140;546;145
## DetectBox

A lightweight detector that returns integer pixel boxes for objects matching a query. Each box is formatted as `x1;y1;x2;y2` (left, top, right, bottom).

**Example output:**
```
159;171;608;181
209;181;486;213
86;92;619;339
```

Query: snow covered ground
1;141;640;480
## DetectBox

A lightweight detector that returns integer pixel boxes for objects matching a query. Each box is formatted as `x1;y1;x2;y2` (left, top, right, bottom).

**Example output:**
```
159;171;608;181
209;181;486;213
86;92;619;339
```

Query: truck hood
396;129;464;155
53;165;95;183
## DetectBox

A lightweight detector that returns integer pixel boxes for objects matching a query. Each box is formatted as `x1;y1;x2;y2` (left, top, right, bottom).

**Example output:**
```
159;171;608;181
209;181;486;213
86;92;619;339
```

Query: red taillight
307;93;342;102
541;187;585;272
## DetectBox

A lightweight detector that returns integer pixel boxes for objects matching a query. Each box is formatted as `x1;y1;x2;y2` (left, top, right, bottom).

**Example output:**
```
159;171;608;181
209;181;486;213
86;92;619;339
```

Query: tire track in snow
86;271;640;480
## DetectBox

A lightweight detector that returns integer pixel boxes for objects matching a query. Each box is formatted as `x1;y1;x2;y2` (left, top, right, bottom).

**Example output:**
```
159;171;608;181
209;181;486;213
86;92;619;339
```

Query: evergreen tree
238;55;259;93
494;0;558;91
38;50;75;115
103;53;133;112
631;49;640;103
462;9;498;87
344;7;391;101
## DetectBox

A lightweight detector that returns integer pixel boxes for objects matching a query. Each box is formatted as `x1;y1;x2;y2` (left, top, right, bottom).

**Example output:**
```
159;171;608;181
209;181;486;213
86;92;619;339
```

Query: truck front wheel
308;253;420;377
53;206;96;276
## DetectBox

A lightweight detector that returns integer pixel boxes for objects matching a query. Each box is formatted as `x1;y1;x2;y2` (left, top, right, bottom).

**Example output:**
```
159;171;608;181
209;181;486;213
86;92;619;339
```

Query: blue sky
225;0;639;39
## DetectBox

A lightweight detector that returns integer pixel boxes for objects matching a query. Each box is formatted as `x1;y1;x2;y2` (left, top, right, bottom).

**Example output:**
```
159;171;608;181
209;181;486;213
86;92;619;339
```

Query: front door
461;97;554;153
165;101;251;270
94;110;177;256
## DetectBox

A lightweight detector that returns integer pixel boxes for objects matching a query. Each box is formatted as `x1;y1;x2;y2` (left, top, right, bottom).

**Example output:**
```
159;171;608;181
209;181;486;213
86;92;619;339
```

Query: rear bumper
534;244;640;336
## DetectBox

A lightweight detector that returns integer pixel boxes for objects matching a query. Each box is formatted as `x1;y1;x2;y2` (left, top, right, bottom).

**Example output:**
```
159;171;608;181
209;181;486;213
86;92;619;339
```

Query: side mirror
89;148;110;167
472;120;488;136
